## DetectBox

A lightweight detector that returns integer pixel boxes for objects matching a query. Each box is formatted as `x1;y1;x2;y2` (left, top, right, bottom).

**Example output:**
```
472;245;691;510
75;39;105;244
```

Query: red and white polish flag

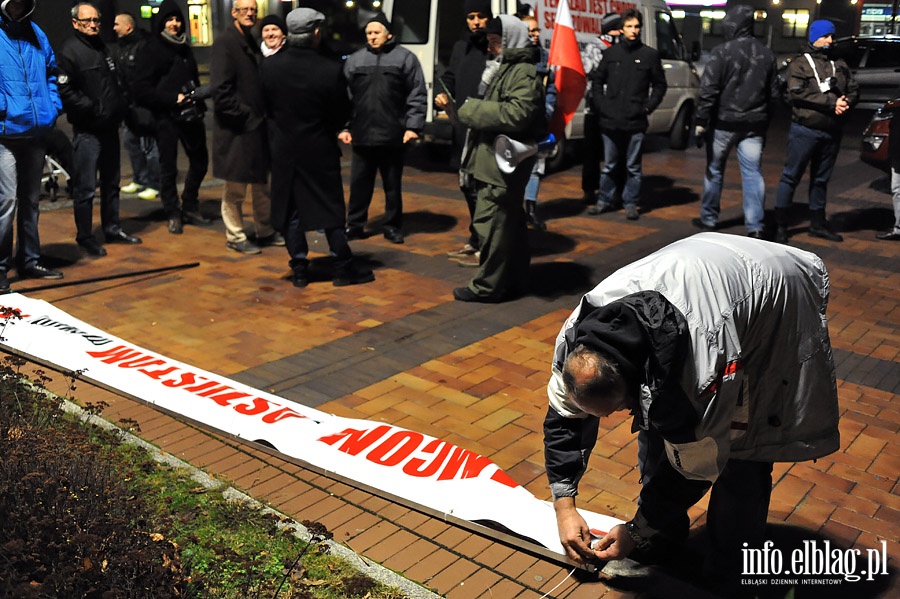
547;0;586;137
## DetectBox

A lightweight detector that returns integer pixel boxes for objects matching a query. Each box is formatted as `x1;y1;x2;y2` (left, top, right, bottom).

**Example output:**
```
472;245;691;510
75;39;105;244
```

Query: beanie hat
366;12;391;34
601;13;622;35
259;14;286;35
464;0;492;18
484;16;502;38
808;19;835;43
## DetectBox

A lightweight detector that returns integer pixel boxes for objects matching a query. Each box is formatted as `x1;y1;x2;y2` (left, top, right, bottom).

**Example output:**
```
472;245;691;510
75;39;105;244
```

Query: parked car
830;35;900;110
860;97;898;172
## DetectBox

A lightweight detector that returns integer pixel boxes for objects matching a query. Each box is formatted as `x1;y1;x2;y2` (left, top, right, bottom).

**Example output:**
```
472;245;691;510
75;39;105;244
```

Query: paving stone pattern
14;130;899;598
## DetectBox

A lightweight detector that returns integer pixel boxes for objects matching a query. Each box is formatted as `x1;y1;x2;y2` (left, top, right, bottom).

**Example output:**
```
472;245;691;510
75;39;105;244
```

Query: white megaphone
494;135;538;174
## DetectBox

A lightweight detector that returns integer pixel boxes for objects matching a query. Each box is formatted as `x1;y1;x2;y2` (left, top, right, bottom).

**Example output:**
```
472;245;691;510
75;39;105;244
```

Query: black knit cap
260;14;286;35
601;13;622;34
366;12;391;33
484;16;502;37
464;0;493;18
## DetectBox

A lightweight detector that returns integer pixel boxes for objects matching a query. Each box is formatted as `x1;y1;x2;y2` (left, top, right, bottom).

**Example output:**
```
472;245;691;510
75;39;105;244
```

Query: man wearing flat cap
340;13;426;245
260;8;374;288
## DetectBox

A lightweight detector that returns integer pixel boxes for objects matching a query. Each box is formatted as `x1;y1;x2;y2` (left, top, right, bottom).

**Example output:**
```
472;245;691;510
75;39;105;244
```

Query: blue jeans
123;127;160;190
701;130;766;233
598;130;645;207
775;122;840;212
72;128;122;242
0;136;47;273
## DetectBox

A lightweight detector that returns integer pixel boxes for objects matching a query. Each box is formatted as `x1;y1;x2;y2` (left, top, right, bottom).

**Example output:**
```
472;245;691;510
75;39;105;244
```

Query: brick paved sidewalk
9;131;899;598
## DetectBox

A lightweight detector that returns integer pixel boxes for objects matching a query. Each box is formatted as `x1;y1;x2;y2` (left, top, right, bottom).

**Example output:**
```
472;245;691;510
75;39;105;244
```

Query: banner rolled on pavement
0;294;622;561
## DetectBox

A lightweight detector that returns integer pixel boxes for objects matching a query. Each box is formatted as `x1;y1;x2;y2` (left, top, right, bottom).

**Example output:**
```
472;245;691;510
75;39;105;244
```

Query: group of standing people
692;9;859;244
0;0;874;300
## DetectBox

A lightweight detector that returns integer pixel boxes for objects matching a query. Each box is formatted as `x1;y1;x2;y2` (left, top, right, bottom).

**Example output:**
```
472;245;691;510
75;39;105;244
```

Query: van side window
655;11;683;61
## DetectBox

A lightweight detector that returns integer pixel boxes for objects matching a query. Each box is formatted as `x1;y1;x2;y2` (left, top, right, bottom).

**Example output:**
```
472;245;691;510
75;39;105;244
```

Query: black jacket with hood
132;0;202;116
58;29;126;132
694;5;778;133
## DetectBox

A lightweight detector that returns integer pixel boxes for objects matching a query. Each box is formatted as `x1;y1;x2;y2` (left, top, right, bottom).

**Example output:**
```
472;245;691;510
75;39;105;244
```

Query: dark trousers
775;122;840;212
283;212;352;275
347;145;404;231
72;128;121;242
156;116;208;218
638;429;773;573
468;178;530;299
581;110;602;195
0;136;46;272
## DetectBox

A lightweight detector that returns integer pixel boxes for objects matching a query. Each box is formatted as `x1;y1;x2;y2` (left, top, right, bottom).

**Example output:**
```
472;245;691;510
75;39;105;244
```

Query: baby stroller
41;127;73;202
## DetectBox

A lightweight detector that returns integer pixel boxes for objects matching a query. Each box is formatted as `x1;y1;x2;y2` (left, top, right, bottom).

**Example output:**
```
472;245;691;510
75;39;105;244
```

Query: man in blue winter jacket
0;0;64;290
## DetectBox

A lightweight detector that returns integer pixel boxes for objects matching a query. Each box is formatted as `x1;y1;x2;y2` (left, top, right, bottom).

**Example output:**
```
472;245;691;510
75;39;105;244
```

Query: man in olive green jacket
453;15;545;303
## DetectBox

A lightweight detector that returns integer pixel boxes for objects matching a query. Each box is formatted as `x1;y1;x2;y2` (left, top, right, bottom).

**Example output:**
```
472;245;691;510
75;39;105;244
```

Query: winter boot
525;200;546;230
291;260;309;288
774;207;790;244
809;209;843;242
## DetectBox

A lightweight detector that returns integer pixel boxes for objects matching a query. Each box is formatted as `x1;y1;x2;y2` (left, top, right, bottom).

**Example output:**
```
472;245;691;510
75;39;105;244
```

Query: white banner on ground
0;294;622;559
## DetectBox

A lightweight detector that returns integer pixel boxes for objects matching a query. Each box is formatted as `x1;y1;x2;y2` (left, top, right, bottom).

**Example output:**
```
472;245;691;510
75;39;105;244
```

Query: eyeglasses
235;7;258;14
75;17;102;24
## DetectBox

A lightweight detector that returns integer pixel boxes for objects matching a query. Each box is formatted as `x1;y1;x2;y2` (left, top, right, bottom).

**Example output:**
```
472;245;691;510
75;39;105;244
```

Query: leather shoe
345;226;366;240
691;217;717;231
0;273;10;294
168;217;183;234
625;205;640;220
21;264;63;280
383;226;404;244
182;210;212;226
876;231;900;241
105;230;142;244
78;238;108;257
809;224;843;242
452;286;502;303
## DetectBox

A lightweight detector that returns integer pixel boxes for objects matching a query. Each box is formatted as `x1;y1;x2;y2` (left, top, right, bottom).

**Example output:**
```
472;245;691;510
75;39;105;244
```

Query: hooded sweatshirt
0;0;60;137
457;15;545;187
695;5;778;133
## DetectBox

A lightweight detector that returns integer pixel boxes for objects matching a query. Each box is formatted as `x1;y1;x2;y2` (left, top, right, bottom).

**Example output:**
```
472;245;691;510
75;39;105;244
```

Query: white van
381;0;701;161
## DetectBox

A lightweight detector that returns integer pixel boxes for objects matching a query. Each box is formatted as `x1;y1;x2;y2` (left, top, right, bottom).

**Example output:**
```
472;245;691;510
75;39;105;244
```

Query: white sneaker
137;187;159;200
120;182;142;194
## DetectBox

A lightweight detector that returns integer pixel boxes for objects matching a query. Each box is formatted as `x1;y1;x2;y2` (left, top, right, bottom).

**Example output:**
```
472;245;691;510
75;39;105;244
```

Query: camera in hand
173;81;208;123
